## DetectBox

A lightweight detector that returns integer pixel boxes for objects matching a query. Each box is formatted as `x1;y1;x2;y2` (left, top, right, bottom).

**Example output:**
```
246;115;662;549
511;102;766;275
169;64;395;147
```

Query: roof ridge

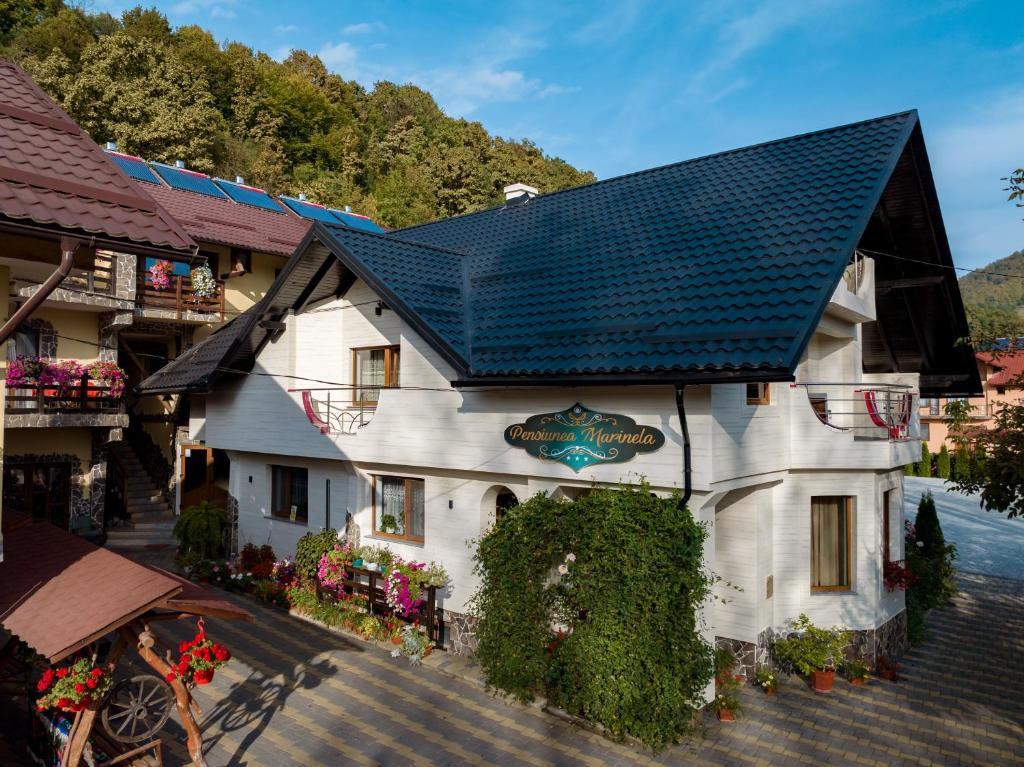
395;110;919;236
322;221;472;258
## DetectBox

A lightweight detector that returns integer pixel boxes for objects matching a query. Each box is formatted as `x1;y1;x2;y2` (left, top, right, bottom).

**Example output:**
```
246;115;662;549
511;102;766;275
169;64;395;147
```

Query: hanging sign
504;402;665;472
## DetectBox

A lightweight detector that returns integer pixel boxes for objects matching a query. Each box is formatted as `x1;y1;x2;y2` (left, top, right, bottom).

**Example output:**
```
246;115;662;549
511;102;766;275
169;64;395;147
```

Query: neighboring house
0;59;196;554
919;348;1024;453
101;150;383;533
138;111;979;669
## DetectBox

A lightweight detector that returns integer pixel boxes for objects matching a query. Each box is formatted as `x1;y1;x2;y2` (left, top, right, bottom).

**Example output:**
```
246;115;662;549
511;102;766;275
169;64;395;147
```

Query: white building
138;111;979;670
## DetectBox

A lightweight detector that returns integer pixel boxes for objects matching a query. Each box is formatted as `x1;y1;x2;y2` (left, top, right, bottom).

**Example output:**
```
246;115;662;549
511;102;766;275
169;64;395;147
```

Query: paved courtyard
138;570;1024;767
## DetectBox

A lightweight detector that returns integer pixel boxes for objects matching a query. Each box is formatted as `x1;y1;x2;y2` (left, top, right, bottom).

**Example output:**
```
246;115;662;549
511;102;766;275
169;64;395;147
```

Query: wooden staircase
105;442;176;551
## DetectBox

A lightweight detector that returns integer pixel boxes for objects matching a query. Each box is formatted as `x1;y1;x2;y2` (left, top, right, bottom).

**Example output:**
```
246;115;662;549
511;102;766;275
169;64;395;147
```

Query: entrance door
180;445;229;511
3;462;71;528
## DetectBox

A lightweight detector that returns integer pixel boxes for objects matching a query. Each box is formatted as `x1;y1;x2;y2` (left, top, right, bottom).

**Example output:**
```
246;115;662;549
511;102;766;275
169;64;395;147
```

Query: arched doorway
495;488;519;522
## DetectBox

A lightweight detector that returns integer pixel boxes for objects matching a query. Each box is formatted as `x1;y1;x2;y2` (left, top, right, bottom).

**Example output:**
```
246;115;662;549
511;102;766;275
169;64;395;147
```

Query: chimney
105;141;117;151
344;205;352;213
174;160;186;169
235;175;245;184
298;193;307;201
504;183;538;202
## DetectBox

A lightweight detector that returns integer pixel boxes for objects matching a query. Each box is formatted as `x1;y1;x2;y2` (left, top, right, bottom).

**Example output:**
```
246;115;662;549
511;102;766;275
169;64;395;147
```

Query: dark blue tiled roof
317;111;918;381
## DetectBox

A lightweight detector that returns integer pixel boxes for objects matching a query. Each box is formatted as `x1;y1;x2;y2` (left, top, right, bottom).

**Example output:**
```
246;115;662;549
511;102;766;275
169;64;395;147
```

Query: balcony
12;255;128;311
789;381;919;469
5;378;128;428
136;273;225;321
291;388;380;435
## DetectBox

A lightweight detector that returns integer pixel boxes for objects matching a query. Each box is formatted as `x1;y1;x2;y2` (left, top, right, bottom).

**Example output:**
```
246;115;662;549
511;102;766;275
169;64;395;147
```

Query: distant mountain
959;250;1024;339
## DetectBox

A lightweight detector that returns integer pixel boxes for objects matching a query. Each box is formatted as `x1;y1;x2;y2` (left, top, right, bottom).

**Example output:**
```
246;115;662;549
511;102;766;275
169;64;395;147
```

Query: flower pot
811;669;835;693
717;709;734;721
353;559;363;568
850;677;866;687
391;636;403;645
423;646;433;657
765;688;777;697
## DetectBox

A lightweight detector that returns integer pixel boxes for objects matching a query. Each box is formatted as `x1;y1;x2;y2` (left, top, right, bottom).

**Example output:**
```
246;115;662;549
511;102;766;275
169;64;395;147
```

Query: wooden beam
121;625;207;767
876;275;944;290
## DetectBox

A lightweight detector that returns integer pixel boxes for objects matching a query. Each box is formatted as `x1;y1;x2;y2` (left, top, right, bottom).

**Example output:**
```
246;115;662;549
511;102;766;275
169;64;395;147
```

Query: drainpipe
675;383;692;510
0;236;79;345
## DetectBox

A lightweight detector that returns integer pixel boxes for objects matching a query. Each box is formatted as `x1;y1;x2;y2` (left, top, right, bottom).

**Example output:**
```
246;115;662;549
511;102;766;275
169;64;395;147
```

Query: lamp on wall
375;301;387;317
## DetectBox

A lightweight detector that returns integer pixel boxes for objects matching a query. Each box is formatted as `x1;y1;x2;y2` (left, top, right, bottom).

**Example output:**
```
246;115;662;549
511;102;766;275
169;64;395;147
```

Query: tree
947;398;1024;518
31;32;222;170
916;442;932;478
935;444;951;480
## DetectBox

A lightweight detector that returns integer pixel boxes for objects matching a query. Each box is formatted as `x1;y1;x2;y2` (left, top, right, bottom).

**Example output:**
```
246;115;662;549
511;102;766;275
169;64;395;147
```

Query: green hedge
472;483;715;750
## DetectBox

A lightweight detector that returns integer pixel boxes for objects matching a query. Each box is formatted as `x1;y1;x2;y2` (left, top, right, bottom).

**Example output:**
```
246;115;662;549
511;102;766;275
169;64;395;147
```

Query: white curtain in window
357;349;386;403
812;497;849;588
377;476;405;534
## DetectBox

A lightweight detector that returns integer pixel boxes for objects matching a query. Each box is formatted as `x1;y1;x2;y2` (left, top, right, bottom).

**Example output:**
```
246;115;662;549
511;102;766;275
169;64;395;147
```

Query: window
811;496;853;591
920;423;930;440
199;250;219;278
882;490;900;565
353;346;399;406
746;382;770;405
928;399;940;415
372;475;424;542
10;325;40;360
229;248;251;275
271;465;308;523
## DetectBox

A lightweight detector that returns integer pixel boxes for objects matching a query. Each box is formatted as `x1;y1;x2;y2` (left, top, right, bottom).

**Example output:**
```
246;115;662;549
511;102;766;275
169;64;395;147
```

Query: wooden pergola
0;519;251;766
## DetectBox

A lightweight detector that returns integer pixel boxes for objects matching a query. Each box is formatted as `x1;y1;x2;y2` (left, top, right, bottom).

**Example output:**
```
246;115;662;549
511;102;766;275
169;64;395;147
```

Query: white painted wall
199;274;915;638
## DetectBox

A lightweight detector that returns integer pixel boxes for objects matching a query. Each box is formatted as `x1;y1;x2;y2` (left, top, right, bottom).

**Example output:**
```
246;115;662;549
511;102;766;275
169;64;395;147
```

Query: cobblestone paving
141;572;1023;766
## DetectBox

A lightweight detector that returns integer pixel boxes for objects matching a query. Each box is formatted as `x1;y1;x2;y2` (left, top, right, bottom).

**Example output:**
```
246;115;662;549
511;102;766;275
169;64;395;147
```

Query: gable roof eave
311;223;472;378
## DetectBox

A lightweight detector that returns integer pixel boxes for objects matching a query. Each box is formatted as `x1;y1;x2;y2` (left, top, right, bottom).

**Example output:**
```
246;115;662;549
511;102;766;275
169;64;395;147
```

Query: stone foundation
445;610;479;656
715;630;774;681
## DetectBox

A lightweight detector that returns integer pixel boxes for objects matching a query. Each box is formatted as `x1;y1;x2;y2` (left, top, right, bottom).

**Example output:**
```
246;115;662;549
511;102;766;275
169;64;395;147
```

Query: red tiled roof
143;182;311;257
977;351;1024;387
0;59;195;255
0;521;182;662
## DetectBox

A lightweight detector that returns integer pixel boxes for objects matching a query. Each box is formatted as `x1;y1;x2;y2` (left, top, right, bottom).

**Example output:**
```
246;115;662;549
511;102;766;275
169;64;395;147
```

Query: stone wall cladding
113;252;137;302
4;413;128;429
445;610;479;656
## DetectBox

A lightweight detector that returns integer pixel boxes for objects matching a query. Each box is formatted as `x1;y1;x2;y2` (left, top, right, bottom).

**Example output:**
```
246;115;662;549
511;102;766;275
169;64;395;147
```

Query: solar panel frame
213;178;286;213
279;196;339;223
330;209;385;233
151;163;229;199
107;152;161;185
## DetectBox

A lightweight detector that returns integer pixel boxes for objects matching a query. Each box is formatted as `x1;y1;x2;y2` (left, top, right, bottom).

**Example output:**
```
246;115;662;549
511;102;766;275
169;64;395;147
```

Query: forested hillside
0;2;595;228
959;250;1024;339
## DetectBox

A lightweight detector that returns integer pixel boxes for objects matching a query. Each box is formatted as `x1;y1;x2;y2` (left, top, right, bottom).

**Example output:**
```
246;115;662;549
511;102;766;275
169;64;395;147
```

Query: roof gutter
0;219;198;261
675;384;692;510
0;235;77;345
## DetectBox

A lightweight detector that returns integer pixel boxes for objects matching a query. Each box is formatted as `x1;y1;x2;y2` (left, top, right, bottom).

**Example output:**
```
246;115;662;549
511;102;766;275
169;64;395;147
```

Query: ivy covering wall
472;483;715;750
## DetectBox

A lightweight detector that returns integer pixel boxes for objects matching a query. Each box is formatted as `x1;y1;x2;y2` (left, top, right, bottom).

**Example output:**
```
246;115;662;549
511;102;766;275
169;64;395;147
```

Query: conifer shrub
295;528;339;584
472;483;715;750
916;442;932;477
935;445;951;480
905;492;958;645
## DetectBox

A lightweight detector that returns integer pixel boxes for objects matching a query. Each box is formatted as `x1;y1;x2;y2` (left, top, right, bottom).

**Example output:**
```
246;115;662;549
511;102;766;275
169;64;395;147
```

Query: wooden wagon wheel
100;674;174;744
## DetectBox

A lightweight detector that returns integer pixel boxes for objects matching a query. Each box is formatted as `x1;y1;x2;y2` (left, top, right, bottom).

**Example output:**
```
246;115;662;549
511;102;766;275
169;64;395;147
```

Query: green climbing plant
471;483;715;750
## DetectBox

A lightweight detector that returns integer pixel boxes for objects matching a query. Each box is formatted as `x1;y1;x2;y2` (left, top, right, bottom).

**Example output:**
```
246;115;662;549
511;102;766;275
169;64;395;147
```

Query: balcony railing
5;378;124;415
792;382;918;441
136;273;225;320
291;388;380;434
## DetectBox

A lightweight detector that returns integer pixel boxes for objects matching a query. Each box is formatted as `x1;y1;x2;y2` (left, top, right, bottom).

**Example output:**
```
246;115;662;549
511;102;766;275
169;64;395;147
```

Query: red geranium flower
55;667;69;679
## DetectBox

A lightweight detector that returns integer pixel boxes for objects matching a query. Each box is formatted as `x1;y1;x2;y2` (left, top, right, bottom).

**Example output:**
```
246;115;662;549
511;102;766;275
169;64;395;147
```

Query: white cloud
319;41;358;71
342;21;384;35
168;0;236;18
273;24;299;34
420;67;537;115
573;0;649;43
210;5;235;19
687;0;847;97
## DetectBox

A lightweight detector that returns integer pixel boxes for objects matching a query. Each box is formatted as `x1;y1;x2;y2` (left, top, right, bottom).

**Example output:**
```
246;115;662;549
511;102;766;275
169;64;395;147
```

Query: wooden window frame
270;465;308;524
746;382;770;405
882;489;899;565
371;474;424;544
351;345;400;407
810;495;854;593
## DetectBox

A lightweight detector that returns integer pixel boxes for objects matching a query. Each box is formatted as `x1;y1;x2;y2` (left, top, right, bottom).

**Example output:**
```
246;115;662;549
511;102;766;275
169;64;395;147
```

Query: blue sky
97;0;1023;269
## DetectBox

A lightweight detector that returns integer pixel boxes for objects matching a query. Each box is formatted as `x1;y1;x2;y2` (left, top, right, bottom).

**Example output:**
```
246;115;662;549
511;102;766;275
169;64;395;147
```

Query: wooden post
61;706;99;767
175;276;183;320
120;625;207;767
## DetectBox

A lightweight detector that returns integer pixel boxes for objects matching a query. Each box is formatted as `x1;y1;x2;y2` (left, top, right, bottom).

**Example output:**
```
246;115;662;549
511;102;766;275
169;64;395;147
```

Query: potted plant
772;614;850;693
755;665;778;696
190;265;217;298
166;627;231;687
711;648;744;720
173;501;227;561
87;361;127;398
36;658;112;714
149;259;175;290
844;657;870;686
380;514;398;534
